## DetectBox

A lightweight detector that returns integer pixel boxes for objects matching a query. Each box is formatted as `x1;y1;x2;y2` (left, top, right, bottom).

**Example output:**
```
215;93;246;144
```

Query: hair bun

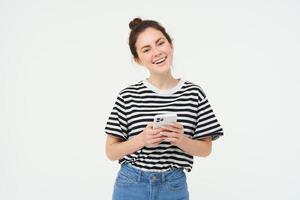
129;18;143;30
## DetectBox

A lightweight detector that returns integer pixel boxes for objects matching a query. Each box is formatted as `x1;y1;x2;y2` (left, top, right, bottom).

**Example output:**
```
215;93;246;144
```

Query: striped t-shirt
105;79;223;172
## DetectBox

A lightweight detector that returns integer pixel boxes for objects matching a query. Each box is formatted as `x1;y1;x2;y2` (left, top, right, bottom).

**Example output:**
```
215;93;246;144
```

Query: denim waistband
119;164;185;183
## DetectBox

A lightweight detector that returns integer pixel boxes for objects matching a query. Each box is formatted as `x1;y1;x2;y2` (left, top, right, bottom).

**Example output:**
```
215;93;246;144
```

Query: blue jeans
112;164;189;200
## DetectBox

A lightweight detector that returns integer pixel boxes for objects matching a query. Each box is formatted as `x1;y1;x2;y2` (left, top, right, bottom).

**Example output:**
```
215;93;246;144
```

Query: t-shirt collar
142;78;185;95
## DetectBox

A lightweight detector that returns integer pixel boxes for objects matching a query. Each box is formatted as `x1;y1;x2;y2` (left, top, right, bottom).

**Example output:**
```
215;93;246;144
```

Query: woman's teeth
154;57;167;64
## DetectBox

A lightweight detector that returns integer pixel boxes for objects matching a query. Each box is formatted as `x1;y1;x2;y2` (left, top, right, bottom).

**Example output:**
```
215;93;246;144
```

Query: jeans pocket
166;172;188;192
115;171;138;186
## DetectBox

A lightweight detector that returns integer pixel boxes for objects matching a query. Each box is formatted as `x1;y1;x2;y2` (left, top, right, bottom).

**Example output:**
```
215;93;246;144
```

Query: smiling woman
135;28;173;76
104;17;224;200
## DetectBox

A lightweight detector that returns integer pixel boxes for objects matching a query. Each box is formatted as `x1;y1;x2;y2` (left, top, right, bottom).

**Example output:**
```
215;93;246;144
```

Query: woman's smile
152;56;167;65
135;27;173;75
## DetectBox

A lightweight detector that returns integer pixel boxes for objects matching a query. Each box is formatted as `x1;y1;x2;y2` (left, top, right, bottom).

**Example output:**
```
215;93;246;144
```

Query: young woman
105;17;224;200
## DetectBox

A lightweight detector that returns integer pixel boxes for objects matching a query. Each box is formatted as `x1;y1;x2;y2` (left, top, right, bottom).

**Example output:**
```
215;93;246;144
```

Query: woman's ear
134;57;142;65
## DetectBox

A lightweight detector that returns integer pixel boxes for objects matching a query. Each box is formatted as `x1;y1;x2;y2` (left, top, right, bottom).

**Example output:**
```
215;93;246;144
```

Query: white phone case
153;113;177;128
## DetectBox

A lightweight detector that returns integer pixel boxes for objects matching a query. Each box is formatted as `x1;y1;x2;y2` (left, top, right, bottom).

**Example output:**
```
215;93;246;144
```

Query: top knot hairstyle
128;17;173;61
129;18;143;30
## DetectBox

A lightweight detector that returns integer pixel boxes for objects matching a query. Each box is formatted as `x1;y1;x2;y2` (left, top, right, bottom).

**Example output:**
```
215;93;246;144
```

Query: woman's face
135;27;173;75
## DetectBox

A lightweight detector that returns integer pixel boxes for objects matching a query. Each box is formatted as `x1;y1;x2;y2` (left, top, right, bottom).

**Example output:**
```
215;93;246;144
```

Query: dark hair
128;17;173;61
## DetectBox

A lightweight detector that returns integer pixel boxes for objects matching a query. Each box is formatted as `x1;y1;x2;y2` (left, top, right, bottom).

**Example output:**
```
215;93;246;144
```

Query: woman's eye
143;49;150;53
158;41;165;46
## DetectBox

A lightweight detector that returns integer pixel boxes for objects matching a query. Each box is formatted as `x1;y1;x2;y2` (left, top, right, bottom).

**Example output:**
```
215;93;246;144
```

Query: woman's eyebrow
155;37;164;44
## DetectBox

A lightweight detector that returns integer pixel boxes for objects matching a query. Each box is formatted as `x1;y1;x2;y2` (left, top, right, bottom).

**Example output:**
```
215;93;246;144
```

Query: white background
1;0;299;199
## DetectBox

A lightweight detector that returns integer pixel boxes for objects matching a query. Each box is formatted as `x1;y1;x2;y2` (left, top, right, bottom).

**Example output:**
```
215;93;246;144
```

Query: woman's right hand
139;123;165;147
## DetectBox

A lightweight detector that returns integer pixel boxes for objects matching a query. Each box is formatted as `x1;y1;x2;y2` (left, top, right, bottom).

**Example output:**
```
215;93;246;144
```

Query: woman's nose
152;47;161;57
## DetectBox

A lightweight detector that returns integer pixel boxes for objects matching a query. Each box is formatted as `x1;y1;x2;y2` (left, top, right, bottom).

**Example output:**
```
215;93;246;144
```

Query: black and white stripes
105;79;223;172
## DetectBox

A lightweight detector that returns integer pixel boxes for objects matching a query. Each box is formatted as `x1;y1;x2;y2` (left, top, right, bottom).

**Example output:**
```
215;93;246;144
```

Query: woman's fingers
144;122;183;146
146;122;154;128
162;125;183;135
151;132;165;139
150;137;166;144
162;126;177;133
168;122;183;129
146;136;167;147
153;127;163;134
160;122;185;144
160;131;180;139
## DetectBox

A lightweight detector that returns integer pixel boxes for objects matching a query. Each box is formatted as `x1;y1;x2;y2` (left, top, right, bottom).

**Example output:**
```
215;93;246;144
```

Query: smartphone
153;113;177;129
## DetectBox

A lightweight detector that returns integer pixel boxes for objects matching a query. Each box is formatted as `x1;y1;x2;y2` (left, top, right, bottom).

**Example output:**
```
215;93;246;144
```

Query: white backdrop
1;0;299;199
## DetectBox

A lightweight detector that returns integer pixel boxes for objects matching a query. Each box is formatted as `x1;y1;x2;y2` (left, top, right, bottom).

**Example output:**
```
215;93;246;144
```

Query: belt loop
162;171;166;182
137;168;142;182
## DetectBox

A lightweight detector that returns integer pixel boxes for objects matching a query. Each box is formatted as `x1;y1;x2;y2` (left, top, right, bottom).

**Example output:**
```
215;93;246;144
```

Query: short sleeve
104;93;128;140
193;88;224;141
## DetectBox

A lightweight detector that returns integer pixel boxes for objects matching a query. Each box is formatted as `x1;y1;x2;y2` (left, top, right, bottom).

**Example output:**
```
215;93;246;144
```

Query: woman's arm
105;135;144;161
176;137;212;157
161;123;212;157
105;123;165;161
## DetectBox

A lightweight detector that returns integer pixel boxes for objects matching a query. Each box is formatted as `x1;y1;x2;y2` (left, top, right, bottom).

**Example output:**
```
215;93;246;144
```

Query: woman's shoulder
118;80;145;95
183;80;205;91
184;80;201;88
182;80;207;98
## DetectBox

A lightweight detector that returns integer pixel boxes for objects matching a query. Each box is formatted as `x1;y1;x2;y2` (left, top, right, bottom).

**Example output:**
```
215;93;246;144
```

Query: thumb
146;122;154;129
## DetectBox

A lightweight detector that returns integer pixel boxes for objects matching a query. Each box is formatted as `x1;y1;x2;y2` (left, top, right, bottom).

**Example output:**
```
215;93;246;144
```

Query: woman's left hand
161;122;186;146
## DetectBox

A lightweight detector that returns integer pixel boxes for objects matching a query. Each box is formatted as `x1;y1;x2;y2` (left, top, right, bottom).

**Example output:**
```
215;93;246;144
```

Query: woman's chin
151;62;171;72
152;67;171;75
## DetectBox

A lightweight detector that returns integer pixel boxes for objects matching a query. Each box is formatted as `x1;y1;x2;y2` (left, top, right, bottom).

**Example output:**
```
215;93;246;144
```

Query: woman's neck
147;74;179;90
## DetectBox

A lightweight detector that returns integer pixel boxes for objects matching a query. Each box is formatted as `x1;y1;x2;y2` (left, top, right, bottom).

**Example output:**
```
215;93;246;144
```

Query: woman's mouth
152;56;167;65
